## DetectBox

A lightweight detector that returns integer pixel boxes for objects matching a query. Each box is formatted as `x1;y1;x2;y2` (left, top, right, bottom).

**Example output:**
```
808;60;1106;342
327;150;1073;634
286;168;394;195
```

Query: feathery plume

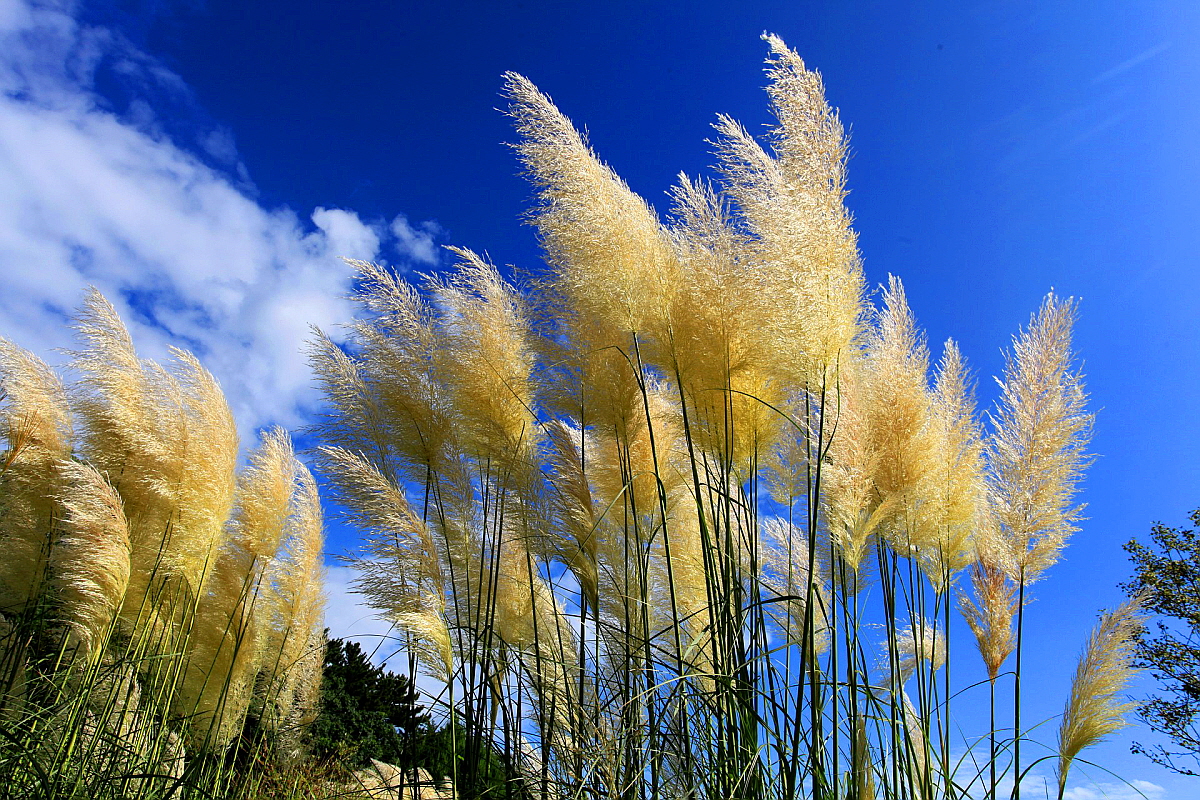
0;339;73;610
893;620;946;684
262;465;326;730
319;259;456;481
1057;595;1144;795
180;428;296;747
915;340;987;588
50;461;130;656
167;348;238;595
320;445;452;679
542;420;600;607
712;35;864;387
430;247;540;472
863;277;939;555
663;176;784;463
504;72;679;337
70;290;238;627
958;557;1017;683
990;293;1092;584
822;355;889;574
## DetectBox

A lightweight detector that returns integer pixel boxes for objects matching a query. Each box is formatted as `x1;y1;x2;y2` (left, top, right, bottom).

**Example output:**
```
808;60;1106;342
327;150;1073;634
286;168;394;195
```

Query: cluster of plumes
0;291;326;757
313;33;1129;798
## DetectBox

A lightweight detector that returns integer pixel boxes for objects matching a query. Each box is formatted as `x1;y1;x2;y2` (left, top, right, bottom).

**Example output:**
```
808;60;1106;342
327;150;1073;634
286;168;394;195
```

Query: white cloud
954;761;1167;800
0;0;442;440
322;564;406;664
1063;779;1165;800
390;213;443;265
312;206;381;262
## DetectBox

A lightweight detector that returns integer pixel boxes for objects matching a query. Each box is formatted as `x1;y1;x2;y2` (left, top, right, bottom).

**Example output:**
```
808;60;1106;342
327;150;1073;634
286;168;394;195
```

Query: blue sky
2;1;1198;797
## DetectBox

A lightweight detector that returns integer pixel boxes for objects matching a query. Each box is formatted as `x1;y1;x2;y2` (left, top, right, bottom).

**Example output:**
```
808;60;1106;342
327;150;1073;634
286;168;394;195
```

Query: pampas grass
311;34;1139;800
0;293;328;799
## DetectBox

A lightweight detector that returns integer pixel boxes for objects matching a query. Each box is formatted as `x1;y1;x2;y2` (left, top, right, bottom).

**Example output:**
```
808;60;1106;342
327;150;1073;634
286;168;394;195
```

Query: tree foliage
1123;509;1200;775
310;637;429;766
310;637;523;796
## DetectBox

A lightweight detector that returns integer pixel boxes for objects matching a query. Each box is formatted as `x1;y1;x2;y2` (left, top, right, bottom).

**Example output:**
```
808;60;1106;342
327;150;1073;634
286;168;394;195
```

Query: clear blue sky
2;1;1198;796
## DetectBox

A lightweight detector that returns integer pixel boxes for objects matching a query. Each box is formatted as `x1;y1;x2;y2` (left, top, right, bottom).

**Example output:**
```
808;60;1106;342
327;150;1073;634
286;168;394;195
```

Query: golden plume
915;340;986;588
713;35;864;388
261;464;326;731
50;460;130;657
504;72;679;337
180;428;296;748
862;277;938;555
429;247;540;474
0;339;73;611
70;290;238;630
1056;595;1144;795
320;444;451;679
958;556;1017;683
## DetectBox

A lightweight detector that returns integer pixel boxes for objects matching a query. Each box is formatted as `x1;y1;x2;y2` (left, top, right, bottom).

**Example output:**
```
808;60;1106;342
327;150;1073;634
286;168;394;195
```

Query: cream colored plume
50;460;130;656
1056;595;1144;795
915;340;987;588
180;428;296;748
70;290;237;627
429;247;540;472
586;381;686;526
314;259;455;481
504;71;679;337
821;356;889;575
990;293;1092;584
663;176;785;464
167;348;238;595
958;557;1017;683
262;465;326;731
713;35;864;387
0;339;73;611
862;277;939;556
320;444;452;679
505;71;680;440
542;419;600;607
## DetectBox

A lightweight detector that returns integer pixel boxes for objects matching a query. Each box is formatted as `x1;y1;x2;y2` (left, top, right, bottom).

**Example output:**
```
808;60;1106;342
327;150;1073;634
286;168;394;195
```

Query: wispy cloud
1092;42;1171;85
0;0;443;440
1064;778;1165;800
950;751;1166;800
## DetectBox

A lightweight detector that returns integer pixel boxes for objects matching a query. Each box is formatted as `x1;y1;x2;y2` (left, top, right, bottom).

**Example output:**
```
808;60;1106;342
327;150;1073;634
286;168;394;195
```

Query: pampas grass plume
50;460;130;656
0;339;73;610
1056;595;1145;796
990;293;1092;583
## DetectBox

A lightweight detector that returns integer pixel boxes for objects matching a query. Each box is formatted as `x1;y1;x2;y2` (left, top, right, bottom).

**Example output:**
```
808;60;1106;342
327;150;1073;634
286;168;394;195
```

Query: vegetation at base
312;637;529;797
1124;509;1200;776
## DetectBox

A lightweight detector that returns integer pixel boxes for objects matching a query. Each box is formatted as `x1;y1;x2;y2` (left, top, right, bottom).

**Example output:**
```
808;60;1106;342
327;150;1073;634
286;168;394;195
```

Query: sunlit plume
0;340;73;611
990;294;1092;584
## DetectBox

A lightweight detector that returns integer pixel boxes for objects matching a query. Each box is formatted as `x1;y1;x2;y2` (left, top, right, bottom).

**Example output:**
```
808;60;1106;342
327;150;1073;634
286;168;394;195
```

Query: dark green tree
310;637;526;797
309;637;429;766
1123;509;1200;776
